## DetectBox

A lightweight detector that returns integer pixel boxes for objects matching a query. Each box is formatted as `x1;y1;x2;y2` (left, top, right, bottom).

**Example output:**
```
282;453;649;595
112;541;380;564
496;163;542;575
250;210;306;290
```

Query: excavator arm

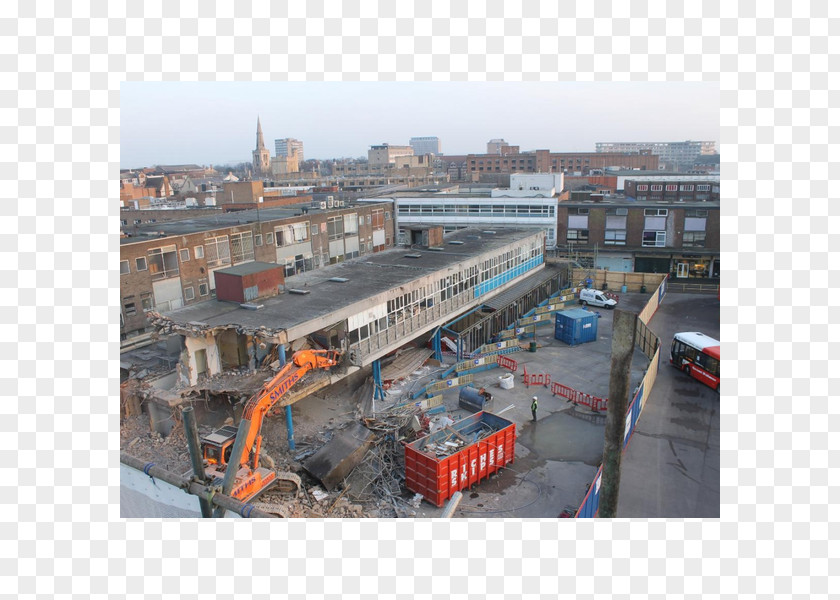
204;349;341;473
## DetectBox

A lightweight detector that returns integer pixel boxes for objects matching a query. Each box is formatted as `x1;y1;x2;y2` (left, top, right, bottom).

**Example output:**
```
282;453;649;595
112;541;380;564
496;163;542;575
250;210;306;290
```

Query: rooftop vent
448;240;465;245
427;247;444;251
328;277;349;283
404;253;422;259
240;303;264;310
288;288;311;295
482;230;496;234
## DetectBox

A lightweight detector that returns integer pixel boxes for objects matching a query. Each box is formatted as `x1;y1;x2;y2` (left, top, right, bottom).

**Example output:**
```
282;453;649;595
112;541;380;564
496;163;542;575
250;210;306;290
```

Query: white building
490;173;564;198
595;141;716;168
409;137;441;156
361;196;558;249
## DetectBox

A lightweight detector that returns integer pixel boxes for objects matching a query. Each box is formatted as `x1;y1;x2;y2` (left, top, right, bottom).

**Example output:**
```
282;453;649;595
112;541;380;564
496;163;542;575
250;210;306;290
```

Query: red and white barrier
551;381;608;412
522;366;551;388
497;355;518;372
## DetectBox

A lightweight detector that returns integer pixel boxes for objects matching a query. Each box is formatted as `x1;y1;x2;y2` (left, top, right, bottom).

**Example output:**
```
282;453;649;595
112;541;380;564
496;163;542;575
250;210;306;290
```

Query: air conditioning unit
327;198;334;208
319;201;327;209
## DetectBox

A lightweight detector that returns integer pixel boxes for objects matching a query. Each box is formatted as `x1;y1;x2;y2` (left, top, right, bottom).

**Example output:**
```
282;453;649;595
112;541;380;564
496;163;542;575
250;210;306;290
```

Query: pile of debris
415;419;504;459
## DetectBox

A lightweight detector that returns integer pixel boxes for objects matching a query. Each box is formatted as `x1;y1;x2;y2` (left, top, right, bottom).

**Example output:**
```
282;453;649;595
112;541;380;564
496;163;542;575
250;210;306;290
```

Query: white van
579;288;617;309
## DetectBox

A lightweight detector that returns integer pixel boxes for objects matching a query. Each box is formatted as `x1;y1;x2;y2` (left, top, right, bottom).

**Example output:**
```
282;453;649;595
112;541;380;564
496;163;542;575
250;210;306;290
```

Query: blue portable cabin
554;308;599;347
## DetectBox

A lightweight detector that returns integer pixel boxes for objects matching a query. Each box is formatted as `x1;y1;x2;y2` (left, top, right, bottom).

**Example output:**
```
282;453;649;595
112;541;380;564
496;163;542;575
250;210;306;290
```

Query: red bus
670;331;720;392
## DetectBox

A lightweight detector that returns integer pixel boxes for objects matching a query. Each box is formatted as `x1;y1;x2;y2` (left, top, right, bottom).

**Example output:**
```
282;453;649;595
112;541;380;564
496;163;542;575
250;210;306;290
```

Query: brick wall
120;204;396;337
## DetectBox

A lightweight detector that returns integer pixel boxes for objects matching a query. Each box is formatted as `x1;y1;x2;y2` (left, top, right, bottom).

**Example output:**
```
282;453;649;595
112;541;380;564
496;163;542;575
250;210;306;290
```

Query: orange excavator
200;349;341;501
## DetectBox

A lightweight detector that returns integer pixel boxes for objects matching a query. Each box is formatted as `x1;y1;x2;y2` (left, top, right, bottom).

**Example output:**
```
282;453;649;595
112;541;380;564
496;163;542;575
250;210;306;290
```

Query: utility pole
599;309;637;518
181;406;213;518
212;418;252;518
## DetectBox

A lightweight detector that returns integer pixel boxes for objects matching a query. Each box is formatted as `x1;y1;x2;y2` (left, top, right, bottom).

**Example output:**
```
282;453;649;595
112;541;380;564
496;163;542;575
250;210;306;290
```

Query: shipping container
214;262;285;304
554;308;599;346
404;411;516;507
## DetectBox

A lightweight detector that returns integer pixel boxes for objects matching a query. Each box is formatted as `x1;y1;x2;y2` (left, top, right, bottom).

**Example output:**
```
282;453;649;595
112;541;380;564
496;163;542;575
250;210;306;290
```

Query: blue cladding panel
474;254;544;298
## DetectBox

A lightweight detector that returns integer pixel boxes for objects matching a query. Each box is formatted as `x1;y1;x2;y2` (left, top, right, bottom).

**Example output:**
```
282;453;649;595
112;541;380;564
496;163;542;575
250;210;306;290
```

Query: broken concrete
302;421;377;490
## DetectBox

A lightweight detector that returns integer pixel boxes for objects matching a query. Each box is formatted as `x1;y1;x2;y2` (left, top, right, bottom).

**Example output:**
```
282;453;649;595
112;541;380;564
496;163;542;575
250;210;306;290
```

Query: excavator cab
201;424;239;467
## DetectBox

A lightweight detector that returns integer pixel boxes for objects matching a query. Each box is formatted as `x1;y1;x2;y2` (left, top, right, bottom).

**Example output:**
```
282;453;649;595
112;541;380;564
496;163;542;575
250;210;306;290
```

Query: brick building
555;196;720;279
623;176;720;203
120;202;397;339
465;150;659;177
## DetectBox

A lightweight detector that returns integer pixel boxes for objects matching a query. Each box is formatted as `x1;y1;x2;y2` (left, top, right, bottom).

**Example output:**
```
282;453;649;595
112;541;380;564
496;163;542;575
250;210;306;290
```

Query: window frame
120;260;130;275
135;256;147;271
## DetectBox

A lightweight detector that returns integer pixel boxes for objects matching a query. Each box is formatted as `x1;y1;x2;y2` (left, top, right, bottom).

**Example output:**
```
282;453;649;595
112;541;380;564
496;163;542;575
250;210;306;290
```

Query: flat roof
120;203;389;245
216;261;283;277
158;228;542;336
560;197;719;208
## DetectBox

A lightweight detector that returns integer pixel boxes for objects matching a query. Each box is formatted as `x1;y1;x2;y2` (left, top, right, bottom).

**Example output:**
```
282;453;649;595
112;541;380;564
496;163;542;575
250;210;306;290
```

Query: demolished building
123;227;555;441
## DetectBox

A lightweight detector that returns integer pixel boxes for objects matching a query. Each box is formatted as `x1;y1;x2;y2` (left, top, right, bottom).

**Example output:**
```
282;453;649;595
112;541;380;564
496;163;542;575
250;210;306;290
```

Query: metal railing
666;282;719;294
349;291;476;364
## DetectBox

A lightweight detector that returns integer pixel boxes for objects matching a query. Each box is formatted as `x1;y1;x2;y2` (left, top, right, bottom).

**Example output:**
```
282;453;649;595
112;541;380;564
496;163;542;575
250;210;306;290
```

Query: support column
182;406;214;518
285;405;295;451
433;329;443;362
372;359;384;400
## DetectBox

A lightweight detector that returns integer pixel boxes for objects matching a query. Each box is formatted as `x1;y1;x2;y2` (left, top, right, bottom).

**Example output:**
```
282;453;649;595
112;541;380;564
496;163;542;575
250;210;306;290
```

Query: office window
140;293;153;311
604;230;626;245
120;260;130;275
180;248;190;262
696;184;711;191
135;257;147;271
184;286;195;301
148;245;180;280
194;246;204;259
344;213;358;234
327;216;344;240
230;231;255;263
635;184;648;191
199;283;209;296
644;208;668;216
204;236;231;268
682;232;706;248
685;209;708;218
650;185;663;192
606;207;628;216
665;184;678;192
266;232;274;245
255;234;263;246
275;222;309;246
680;184;695;191
567;229;589;245
642;231;666;247
124;302;136;317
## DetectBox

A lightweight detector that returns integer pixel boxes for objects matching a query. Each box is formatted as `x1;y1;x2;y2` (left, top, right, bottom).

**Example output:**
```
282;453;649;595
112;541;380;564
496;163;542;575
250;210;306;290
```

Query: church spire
256;117;266;151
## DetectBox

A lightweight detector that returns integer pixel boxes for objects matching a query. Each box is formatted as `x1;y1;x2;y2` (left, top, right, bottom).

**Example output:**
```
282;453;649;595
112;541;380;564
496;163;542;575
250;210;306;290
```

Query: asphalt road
617;292;721;517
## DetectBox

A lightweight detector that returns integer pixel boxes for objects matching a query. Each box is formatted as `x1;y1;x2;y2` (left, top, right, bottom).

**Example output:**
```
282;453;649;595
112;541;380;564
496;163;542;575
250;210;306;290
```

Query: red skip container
404;411;516;507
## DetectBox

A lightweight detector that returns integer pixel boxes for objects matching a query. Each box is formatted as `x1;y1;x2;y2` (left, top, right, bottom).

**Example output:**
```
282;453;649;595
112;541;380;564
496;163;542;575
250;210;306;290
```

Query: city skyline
120;82;719;168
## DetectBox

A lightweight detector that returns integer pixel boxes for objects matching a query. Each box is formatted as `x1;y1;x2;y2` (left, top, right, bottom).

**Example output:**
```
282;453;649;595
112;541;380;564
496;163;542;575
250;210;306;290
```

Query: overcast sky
120;82;719;168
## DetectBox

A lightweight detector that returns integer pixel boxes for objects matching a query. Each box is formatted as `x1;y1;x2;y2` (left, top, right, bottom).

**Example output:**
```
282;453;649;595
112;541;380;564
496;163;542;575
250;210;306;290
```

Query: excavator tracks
272;471;302;495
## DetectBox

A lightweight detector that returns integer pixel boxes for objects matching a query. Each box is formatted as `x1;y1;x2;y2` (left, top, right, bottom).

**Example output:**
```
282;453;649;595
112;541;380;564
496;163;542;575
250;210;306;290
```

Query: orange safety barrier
551;381;608;412
497;355;518;372
522;366;551;388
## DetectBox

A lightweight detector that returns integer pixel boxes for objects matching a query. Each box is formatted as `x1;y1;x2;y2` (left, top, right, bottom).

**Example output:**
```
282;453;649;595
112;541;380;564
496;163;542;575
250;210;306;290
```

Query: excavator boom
200;348;341;501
